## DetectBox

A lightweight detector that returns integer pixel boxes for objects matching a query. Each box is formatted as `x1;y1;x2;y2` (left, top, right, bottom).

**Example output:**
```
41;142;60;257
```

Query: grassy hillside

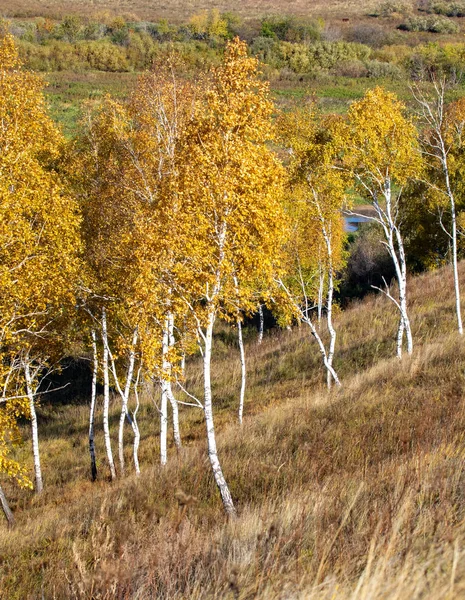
3;0;382;21
1;262;465;598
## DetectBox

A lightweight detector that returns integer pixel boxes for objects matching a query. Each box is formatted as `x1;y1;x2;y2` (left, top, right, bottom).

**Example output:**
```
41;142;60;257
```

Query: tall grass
1;263;465;598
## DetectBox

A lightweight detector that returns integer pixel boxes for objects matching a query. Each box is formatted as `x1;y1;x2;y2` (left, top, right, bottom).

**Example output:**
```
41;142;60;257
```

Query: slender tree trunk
89;329;98;481
168;313;182;450
168;387;182;451
203;308;236;516
414;84;463;335
237;317;246;425
24;361;43;494
446;168;463;335
303;315;341;387
394;223;413;356
318;265;325;325
376;178;413;358
326;266;337;390
320;222;338;390
396;314;405;359
117;328;138;475
101;308;116;480
160;322;169;466
258;304;264;344
0;483;14;527
133;366;142;475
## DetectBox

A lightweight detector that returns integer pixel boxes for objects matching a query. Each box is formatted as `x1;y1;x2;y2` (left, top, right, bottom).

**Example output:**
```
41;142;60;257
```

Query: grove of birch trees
1;30;465;521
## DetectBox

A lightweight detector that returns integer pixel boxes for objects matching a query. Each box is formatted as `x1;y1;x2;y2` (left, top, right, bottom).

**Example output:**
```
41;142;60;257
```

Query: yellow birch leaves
0;33;81;486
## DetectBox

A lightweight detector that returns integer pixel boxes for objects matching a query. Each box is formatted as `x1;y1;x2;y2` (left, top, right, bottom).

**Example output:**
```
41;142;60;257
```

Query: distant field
4;0;382;21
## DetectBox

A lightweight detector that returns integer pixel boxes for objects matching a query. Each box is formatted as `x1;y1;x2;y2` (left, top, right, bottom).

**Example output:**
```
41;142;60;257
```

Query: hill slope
5;0;380;21
1;263;465;598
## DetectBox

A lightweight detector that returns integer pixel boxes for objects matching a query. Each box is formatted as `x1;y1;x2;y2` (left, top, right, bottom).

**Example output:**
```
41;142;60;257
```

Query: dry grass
1;262;465;598
2;0;386;22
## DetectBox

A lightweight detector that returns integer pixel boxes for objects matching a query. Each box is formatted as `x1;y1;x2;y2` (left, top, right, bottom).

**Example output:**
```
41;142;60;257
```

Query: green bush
369;1;410;17
398;15;460;33
406;42;465;77
364;59;403;78
260;15;322;43
422;1;465;17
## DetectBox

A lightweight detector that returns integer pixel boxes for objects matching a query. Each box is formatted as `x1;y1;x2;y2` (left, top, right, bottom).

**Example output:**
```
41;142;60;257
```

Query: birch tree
278;107;347;388
176;38;286;515
0;31;82;493
412;80;465;335
342;87;422;358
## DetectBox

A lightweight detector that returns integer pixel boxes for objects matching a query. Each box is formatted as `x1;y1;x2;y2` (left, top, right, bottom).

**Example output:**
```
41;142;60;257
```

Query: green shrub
364;59;403;78
421;1;465;17
76;41;130;71
369;1;410;17
398;15;460;33
405;42;465;77
260;15;322;43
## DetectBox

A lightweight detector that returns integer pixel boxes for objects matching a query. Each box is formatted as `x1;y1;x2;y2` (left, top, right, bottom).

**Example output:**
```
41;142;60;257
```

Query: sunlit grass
1;262;465;597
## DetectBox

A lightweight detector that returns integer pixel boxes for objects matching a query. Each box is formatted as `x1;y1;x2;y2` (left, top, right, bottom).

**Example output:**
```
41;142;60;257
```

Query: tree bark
89;329;98;481
117;328;138;475
318;265;324;325
132;365;142;475
258;304;264;344
442;154;463;335
203;308;236;516
101;308;116;480
24;360;43;494
372;177;413;358
237;317;246;425
326;263;337;389
321;223;337;390
0;483;14;528
168;313;182;450
160;321;169;466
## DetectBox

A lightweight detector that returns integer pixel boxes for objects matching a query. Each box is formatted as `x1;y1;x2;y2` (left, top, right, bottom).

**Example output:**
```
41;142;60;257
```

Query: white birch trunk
451;195;463;334
258;304;264;344
117;328;138;475
101;308;116;480
318;265;325;325
24;361;43;494
303;315;342;387
203;308;236;516
325;264;337;390
168;313;182;450
168;387;181;451
89;329;98;481
377;178;413;357
132;366;142;475
320;222;337;390
0;483;14;527
413;82;462;335
237;317;246;425
442;152;463;335
160;322;169;466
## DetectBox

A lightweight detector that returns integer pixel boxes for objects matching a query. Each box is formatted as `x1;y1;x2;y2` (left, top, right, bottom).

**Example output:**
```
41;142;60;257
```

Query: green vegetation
4;9;465;136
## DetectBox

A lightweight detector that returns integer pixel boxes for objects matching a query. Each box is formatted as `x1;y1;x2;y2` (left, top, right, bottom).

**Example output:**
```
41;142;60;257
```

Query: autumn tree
176;38;286;515
278;106;347;388
342;87;422;358
74;97;145;480
412;79;465;335
0;32;81;496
